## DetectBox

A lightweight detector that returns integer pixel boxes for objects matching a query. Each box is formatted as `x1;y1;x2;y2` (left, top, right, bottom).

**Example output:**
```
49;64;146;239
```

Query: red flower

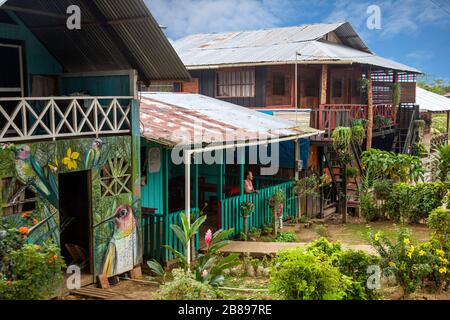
205;229;212;247
32;218;39;225
22;212;31;219
18;227;29;235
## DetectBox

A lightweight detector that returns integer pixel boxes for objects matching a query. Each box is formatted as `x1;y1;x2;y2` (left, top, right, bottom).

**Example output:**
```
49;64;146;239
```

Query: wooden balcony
0;96;133;143
310;104;396;138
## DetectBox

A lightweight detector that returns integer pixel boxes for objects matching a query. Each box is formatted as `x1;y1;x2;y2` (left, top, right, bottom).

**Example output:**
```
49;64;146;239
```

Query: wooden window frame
0;43;24;97
216;69;255;98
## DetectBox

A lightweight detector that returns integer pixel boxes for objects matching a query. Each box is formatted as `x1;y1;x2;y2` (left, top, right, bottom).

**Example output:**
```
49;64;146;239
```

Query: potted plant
268;190;285;236
293;174;326;218
240;201;255;240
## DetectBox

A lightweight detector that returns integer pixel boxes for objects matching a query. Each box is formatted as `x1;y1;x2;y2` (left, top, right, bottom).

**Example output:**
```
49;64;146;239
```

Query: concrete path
220;241;377;256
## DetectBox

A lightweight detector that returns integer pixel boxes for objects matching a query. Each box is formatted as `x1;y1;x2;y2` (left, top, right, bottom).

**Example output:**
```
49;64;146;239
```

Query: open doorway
59;170;93;278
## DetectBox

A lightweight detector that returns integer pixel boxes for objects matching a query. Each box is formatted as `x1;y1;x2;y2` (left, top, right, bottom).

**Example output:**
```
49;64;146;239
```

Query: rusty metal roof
2;0;191;82
174;22;420;73
139;93;321;147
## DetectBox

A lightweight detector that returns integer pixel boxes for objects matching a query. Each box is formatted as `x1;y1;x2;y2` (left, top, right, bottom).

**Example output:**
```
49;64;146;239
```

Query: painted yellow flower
63;148;80;170
419;250;425;256
439;267;447;274
388;261;396;267
436;249;445;256
403;238;411;245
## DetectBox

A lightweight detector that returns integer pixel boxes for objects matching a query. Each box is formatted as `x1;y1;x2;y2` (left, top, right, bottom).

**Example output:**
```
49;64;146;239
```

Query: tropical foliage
362;149;424;183
0;224;65;300
431;144;450;182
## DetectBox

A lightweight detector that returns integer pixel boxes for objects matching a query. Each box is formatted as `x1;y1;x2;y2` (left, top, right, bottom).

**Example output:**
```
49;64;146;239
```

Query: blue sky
146;0;450;82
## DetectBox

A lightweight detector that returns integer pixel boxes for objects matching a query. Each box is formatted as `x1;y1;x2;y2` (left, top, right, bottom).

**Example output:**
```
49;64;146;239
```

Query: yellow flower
439;257;448;264
419;250;425;256
62;148;80;170
407;251;413;259
439;267;447;274
374;232;381;241
388;261;396;267
436;249;445;256
403;239;410;245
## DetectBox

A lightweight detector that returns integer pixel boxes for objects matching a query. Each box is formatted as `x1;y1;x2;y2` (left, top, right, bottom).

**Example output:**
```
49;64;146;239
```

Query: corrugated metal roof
417;87;450;113
174;22;419;73
2;0;191;82
139;93;321;147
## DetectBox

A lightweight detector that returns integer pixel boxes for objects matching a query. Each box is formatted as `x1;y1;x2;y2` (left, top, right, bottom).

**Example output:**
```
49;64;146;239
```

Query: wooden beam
366;68;373;150
320;64;328;105
447;111;450;136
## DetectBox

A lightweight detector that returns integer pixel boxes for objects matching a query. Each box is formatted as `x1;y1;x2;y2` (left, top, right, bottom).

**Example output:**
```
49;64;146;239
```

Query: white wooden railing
0;96;133;142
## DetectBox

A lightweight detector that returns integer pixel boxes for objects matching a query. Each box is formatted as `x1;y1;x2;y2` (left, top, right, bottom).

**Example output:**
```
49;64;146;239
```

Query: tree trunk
243;216;249;240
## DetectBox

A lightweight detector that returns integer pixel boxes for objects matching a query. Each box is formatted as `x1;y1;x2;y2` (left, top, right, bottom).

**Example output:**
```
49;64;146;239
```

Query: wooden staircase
322;141;364;220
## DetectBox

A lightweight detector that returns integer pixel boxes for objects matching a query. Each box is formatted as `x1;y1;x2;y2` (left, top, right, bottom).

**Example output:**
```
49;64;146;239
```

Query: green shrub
428;208;450;243
412;143;428;158
270;248;364;300
155;268;217;300
0;241;65;300
373;179;394;200
337;250;381;300
248;228;262;239
0;219;25;263
360;192;380;222
410;182;448;222
275;231;296;243
385;183;413;222
369;228;450;295
305;237;342;257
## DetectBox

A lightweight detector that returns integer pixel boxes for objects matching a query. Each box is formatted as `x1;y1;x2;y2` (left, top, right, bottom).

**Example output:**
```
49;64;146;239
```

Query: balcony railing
310;104;396;136
0;96;133;142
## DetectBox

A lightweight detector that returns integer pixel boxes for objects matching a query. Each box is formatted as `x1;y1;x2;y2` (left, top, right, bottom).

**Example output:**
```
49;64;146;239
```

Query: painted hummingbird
14;144;58;208
85;139;106;169
102;204;139;277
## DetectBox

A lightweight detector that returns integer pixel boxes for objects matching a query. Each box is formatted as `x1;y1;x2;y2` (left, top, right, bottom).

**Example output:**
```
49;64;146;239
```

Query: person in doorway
244;171;258;194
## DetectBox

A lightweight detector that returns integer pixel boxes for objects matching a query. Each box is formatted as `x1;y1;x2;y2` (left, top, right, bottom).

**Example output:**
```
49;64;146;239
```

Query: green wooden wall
141;140;165;215
61;75;131;96
0;11;63;94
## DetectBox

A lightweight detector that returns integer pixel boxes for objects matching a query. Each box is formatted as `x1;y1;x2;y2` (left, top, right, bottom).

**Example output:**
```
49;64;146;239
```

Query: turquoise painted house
0;1;189;285
138;93;320;262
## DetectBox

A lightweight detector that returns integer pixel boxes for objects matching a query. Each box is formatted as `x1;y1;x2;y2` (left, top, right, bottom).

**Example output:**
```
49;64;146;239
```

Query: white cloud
325;0;449;39
146;0;280;39
406;50;434;61
146;0;449;41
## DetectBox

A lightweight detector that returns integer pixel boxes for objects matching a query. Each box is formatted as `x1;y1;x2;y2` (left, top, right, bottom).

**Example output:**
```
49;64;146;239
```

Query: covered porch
138;93;321;262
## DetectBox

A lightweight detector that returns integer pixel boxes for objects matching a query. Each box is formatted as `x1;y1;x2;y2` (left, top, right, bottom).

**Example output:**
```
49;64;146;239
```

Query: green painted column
131;99;142;263
163;148;169;261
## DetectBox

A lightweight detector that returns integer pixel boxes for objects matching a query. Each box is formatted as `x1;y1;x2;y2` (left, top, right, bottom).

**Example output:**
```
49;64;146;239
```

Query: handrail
0;96;133;142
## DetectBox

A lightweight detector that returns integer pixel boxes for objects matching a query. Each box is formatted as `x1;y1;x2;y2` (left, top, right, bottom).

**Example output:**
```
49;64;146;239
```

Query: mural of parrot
85;139;105;168
14;144;58;208
102;204;139;277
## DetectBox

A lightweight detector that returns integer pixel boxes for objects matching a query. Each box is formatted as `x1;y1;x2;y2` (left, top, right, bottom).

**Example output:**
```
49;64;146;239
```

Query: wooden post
447;111;450;138
217;150;224;230
318;65;328;130
320;64;328;105
294;140;301;218
366;68;373;150
318;146;324;218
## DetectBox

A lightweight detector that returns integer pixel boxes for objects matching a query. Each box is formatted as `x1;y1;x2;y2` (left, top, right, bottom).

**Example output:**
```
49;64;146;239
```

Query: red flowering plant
0;218;65;300
148;212;240;287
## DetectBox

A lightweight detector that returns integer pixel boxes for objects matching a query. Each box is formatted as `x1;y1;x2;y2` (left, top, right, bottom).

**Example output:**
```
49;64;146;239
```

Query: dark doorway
59;170;93;274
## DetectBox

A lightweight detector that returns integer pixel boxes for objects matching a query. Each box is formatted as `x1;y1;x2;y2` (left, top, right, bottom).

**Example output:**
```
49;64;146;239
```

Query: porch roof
139;93;321;147
1;0;191;83
417;87;450;113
